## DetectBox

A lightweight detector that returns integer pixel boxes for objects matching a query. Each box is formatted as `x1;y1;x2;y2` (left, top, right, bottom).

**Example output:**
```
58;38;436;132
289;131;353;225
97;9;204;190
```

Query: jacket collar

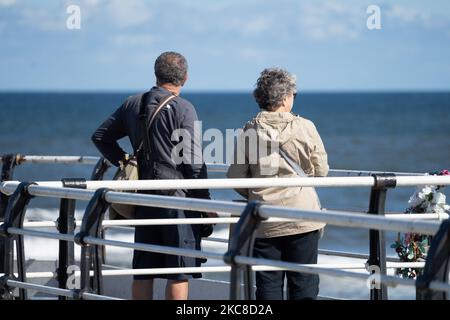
151;86;174;96
256;110;298;123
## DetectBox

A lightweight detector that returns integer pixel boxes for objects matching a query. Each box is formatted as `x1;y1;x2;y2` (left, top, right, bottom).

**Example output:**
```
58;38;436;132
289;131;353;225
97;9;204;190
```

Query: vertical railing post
56;178;86;300
74;188;110;298
367;173;396;300
0;182;35;300
90;157;111;265
224;201;263;300
0;154;21;220
0;154;22;277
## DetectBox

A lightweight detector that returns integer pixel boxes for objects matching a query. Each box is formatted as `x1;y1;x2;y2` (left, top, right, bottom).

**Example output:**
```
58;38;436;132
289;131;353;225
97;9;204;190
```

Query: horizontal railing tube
7;228;76;242
23;217;243;228
0;156;100;166
1;186;443;236
82;292;122;300
5;279;120;300
72;237;450;293
0;155;426;176
0;183;95;199
2;176;450;194
6;280;75;298
84;236;224;261
4;227;450;294
22;211;447;229
1;261;427;280
8;211;442;239
82;238;450;293
257;207;440;236
231;256;450;294
318;249;400;262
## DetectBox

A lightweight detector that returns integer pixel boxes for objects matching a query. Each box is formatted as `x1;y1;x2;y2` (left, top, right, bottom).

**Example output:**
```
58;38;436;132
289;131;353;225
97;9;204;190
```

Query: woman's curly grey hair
253;68;297;111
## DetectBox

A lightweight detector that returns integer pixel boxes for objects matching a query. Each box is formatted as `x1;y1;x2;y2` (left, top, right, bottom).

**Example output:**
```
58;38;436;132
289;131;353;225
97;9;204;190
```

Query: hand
205;212;218;218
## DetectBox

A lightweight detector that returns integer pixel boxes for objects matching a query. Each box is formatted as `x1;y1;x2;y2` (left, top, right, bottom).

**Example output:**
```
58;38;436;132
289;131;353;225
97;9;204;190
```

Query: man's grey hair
253;68;297;111
154;51;188;86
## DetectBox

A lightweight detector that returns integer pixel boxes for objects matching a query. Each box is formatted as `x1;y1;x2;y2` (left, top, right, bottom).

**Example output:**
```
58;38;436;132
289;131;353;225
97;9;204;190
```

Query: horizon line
1;89;450;94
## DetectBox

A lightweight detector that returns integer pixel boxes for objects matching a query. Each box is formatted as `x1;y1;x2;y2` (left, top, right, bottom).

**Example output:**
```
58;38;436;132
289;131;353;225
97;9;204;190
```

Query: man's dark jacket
91;86;210;199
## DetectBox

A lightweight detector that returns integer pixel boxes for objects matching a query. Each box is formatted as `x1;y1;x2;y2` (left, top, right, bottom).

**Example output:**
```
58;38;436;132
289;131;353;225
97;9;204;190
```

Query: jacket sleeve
309;123;329;177
91;103;128;167
180;103;211;200
226;129;251;199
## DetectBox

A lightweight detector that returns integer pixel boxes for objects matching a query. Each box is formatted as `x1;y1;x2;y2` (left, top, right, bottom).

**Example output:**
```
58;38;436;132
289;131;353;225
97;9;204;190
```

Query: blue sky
1;0;450;91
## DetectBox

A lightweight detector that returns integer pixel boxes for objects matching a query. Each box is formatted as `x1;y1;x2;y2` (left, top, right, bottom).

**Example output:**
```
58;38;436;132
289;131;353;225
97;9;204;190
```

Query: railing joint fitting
371;173;397;190
0;275;17;300
73;288;89;300
62;178;87;189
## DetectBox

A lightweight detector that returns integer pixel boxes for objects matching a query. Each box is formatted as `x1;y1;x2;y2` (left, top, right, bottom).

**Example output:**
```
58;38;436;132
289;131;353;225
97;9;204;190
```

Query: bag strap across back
279;147;307;177
279;145;322;208
137;92;176;162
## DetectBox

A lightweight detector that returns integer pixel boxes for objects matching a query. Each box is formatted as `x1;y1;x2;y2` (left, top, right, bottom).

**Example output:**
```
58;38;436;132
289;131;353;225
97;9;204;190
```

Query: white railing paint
1;186;442;235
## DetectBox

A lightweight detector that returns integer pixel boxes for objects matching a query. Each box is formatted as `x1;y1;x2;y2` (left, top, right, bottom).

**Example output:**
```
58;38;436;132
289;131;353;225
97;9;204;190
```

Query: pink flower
404;233;412;246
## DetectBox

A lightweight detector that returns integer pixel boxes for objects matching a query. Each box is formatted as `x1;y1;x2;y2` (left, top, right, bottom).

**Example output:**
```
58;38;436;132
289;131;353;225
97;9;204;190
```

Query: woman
227;68;329;300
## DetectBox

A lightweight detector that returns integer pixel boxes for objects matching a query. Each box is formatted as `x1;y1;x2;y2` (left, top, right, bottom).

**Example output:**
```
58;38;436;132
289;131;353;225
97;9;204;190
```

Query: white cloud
111;34;157;46
384;4;450;29
19;7;66;32
83;0;103;6
239;47;266;62
386;5;430;24
107;0;152;28
13;0;153;32
0;0;16;7
228;16;273;36
299;1;363;42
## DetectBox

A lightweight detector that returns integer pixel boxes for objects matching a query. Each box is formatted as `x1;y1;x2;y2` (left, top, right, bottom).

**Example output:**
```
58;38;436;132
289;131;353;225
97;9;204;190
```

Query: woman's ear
284;95;294;111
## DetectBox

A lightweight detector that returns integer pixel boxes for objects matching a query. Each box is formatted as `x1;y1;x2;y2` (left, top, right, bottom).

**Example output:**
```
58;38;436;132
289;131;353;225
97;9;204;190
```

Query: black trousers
253;230;320;300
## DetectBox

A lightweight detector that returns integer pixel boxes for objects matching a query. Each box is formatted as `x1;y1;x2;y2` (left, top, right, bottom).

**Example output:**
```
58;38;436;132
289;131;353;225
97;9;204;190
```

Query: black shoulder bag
138;92;214;238
137;92;184;196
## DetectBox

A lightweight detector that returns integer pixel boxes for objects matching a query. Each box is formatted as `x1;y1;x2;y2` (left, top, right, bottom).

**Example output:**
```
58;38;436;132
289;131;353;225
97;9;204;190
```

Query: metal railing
0;154;427;175
0;154;449;301
0;183;444;235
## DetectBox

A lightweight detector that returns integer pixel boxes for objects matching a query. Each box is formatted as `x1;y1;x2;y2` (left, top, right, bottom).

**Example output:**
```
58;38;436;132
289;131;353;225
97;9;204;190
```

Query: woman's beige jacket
227;111;329;238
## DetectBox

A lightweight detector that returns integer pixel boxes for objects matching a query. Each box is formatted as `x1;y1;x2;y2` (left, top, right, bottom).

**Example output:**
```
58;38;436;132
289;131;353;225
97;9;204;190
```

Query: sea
1;91;449;299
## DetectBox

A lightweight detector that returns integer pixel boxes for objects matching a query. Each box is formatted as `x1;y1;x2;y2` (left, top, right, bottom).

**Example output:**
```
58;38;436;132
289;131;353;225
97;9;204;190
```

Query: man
91;51;212;300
